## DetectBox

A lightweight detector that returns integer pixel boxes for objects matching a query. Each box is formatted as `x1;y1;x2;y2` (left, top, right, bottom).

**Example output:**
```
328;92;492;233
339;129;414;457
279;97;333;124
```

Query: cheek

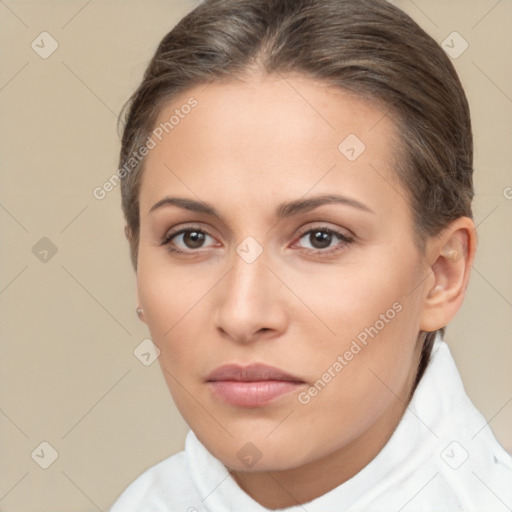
136;255;218;372
291;255;423;397
137;248;207;331
287;254;419;341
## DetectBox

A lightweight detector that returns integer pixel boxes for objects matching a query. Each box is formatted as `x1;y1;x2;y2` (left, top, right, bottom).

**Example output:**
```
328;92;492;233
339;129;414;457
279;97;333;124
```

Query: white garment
109;336;512;511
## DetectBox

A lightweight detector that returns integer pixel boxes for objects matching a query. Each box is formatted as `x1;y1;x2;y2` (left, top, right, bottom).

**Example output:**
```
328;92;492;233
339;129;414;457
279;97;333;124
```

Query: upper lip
206;363;305;383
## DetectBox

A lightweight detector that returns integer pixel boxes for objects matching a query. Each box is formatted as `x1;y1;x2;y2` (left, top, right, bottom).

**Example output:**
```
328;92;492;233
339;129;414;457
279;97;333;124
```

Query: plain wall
0;1;511;510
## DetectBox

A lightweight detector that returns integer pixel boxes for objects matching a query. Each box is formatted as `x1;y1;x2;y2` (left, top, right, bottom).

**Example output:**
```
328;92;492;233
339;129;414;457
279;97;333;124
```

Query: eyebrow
149;193;375;219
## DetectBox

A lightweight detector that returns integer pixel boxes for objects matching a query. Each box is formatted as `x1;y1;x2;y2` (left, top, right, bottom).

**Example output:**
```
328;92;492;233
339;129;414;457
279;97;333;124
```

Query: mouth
206;363;306;408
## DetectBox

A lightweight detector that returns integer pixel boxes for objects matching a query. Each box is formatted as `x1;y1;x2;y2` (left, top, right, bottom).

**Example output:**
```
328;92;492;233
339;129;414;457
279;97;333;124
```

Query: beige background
0;0;511;510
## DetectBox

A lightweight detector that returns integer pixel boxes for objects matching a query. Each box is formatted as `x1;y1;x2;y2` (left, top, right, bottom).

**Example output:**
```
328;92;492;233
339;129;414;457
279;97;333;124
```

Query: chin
222;452;303;473
201;432;316;473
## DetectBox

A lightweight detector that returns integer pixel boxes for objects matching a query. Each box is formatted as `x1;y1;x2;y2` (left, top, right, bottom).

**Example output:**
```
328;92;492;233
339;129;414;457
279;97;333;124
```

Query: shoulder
108;448;203;512
408;339;512;510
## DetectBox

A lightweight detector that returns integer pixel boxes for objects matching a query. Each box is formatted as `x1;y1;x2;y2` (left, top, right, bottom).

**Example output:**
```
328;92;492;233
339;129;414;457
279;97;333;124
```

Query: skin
130;72;476;508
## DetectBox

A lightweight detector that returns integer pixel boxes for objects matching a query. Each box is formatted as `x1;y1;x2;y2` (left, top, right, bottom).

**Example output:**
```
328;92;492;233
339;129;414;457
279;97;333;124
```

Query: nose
213;247;289;344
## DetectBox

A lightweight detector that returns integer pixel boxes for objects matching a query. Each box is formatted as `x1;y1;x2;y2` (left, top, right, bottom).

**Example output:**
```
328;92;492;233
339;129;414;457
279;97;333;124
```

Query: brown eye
162;228;216;254
308;230;334;249
182;230;206;249
296;227;353;254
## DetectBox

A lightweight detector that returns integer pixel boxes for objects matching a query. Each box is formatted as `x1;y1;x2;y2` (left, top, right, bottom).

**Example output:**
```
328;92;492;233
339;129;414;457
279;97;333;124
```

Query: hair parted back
118;0;474;388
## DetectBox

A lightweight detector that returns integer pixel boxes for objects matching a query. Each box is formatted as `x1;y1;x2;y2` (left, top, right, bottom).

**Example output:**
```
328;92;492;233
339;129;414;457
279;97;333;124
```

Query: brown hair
118;0;474;389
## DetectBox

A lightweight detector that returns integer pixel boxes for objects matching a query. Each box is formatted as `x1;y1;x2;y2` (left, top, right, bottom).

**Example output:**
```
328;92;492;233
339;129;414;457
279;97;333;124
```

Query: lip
207;363;304;383
206;363;306;408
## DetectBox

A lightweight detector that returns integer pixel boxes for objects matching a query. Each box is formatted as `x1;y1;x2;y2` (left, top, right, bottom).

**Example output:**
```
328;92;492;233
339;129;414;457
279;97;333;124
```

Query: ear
135;290;147;324
419;217;477;332
124;224;132;241
125;224;145;322
124;224;139;272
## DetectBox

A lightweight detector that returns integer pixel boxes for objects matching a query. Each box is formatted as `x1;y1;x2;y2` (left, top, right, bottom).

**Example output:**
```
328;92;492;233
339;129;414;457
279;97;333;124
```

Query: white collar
184;333;503;510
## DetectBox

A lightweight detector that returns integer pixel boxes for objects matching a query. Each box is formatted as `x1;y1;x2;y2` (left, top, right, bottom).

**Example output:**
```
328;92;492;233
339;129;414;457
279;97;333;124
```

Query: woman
109;0;512;509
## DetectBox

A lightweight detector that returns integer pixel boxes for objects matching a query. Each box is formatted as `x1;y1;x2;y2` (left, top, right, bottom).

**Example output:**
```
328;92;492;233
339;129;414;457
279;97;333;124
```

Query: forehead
139;73;407;220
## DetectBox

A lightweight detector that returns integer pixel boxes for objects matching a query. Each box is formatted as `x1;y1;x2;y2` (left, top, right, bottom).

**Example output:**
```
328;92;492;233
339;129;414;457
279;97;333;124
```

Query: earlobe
419;217;477;332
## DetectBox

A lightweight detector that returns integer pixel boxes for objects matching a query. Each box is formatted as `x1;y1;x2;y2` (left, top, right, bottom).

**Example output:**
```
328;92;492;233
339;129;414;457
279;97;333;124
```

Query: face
135;73;430;472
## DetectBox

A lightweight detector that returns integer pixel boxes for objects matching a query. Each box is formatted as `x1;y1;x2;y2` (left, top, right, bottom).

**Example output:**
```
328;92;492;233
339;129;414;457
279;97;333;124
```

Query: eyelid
161;223;355;255
290;225;354;254
161;224;218;248
294;223;354;241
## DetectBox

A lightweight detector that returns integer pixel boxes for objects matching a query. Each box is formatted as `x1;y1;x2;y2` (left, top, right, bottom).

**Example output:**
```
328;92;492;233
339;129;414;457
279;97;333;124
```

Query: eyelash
161;225;354;256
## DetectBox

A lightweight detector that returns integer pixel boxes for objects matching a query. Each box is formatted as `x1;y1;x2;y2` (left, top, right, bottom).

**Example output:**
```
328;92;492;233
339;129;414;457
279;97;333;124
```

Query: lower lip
207;380;305;407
